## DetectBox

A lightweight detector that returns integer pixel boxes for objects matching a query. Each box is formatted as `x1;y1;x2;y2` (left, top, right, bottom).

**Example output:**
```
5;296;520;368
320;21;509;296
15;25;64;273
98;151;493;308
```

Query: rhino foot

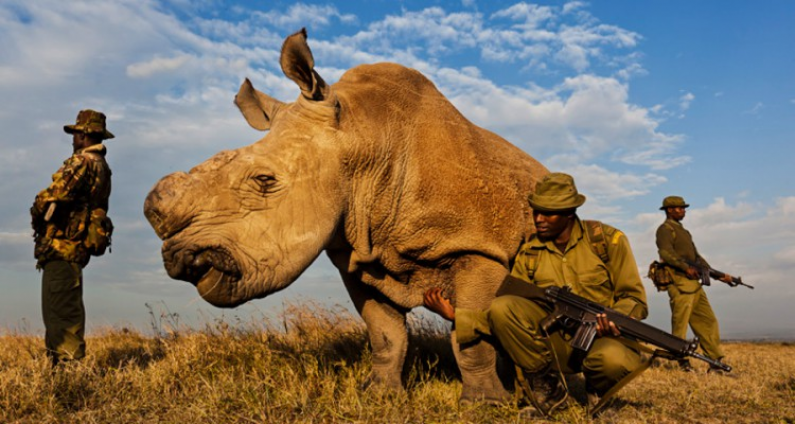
359;370;404;392
459;368;512;406
460;386;512;406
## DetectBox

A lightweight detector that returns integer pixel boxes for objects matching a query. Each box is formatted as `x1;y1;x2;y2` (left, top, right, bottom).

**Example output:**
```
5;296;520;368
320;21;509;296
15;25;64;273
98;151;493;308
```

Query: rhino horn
280;27;331;102
234;78;284;131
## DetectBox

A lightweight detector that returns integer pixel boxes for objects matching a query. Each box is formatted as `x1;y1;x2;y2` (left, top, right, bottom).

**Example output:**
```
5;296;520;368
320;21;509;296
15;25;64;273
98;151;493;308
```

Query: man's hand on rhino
423;287;455;322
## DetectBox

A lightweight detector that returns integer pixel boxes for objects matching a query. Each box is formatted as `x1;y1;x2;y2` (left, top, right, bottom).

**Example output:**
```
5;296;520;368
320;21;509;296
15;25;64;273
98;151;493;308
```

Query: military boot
517;368;569;417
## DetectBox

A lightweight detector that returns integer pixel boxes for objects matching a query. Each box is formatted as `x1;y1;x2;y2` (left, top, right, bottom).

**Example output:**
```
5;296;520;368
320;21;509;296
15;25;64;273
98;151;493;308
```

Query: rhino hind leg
451;255;512;404
453;333;512;404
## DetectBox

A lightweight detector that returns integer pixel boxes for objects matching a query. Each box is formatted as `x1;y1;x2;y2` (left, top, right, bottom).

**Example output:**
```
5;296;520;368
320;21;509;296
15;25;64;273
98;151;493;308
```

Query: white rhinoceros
144;28;548;403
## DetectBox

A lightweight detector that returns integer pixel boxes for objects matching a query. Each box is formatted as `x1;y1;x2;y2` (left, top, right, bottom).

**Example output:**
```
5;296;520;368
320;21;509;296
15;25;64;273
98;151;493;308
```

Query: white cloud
490;3;555;29
127;54;193;78
425;67;686;174
744;101;764;115
562;1;588;15
615;61;647;80
564;163;667;200
252;4;357;29
327;2;641;76
679;92;695;111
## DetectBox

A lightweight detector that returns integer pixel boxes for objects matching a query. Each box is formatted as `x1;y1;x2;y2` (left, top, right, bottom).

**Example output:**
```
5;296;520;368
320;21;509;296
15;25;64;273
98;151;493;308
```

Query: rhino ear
280;28;330;101
234;78;284;131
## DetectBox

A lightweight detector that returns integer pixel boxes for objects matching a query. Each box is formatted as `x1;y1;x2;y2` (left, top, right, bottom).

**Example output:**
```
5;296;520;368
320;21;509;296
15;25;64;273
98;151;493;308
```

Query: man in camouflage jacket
31;109;113;365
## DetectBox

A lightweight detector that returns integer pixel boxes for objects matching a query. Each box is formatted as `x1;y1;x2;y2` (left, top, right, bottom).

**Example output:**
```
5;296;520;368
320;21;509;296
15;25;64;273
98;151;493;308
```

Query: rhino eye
253;174;278;195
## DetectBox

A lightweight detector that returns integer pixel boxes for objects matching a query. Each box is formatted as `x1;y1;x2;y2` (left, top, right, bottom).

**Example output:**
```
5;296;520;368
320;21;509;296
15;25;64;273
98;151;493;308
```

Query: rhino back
332;63;547;267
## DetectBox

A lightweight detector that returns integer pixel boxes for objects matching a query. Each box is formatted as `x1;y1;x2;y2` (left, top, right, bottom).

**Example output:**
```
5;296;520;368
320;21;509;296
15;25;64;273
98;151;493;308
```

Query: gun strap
589;351;653;416
588;336;656;416
514;327;571;417
583;220;610;264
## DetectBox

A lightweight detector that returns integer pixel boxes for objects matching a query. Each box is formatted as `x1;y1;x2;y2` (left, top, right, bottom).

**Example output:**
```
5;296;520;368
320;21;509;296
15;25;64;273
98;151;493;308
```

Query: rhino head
144;29;345;307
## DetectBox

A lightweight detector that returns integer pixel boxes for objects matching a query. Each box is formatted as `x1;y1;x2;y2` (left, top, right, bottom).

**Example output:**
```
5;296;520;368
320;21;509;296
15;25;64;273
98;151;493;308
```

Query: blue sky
1;0;793;339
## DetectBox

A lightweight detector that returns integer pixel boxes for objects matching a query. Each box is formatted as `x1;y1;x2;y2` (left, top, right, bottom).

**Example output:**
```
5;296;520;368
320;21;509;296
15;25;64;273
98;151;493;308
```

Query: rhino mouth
164;245;244;306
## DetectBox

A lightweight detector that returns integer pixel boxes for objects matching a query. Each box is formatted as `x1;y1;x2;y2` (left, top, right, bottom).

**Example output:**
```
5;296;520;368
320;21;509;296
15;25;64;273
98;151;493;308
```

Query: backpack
80;151;113;257
647;222;678;291
522;220;610;280
647;261;673;291
85;208;113;256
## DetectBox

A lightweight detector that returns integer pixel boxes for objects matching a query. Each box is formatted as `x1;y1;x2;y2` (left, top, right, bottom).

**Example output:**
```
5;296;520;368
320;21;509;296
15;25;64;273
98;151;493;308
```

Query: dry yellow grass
1;302;793;423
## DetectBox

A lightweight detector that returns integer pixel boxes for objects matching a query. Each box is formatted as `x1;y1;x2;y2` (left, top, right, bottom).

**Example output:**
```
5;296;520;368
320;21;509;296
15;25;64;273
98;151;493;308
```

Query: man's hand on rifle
686;266;700;280
423;287;455;322
595;313;622;337
719;273;736;286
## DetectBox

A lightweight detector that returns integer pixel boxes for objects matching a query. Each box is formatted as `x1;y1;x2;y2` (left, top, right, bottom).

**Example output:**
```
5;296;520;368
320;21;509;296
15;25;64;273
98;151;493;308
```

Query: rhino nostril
193;253;209;268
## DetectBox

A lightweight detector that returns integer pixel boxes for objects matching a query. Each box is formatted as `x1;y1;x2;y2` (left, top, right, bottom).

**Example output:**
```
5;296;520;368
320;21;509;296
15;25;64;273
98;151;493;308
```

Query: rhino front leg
341;272;408;389
452;256;512;404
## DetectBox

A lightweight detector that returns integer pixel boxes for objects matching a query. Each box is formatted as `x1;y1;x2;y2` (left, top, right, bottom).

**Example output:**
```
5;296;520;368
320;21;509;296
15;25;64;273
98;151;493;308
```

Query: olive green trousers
488;295;643;396
41;260;85;364
666;284;724;361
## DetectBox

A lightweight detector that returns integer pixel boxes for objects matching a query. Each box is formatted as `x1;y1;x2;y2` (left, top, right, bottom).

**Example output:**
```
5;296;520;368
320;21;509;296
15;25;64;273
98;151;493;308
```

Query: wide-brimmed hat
64;109;114;140
660;196;690;210
527;172;586;212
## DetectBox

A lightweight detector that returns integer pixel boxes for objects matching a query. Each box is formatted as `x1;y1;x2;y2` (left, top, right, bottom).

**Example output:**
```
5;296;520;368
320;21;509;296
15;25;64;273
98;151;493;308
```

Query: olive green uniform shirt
455;218;648;343
655;218;724;359
655;218;708;293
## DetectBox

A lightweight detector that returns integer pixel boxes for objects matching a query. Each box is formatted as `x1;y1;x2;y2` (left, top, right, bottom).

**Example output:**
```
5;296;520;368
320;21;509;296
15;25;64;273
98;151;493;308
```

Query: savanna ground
1;302;793;423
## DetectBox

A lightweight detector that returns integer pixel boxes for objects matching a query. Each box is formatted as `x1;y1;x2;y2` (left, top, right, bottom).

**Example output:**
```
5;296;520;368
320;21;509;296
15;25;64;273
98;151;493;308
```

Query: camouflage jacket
31;143;112;268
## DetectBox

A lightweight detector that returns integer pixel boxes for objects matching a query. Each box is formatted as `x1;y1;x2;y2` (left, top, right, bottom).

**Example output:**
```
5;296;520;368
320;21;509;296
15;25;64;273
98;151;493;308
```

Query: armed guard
31;109;114;366
655;196;733;374
424;173;648;416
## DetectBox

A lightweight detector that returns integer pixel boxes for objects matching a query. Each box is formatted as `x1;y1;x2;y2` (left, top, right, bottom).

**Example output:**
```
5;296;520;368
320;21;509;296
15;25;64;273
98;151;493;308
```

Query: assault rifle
496;277;732;372
685;260;754;290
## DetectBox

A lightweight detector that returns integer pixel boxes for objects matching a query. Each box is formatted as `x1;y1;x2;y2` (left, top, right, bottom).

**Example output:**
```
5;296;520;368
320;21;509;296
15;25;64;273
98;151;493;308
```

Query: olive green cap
64;109;115;140
527;172;586;212
660;196;689;210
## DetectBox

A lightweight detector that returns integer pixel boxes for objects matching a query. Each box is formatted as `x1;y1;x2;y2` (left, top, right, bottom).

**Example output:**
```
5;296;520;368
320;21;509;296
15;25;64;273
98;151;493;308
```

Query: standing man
655;196;732;374
31;109;114;366
424;173;648;415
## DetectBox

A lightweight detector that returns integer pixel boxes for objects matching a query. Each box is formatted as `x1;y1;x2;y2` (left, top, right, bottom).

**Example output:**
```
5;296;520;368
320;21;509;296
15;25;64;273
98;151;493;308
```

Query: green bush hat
660;196;690;210
64;109;115;140
527;172;586;212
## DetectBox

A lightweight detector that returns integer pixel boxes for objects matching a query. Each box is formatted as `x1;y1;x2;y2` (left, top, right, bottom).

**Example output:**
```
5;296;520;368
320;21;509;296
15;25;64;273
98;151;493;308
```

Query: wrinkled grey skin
144;29;548;403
